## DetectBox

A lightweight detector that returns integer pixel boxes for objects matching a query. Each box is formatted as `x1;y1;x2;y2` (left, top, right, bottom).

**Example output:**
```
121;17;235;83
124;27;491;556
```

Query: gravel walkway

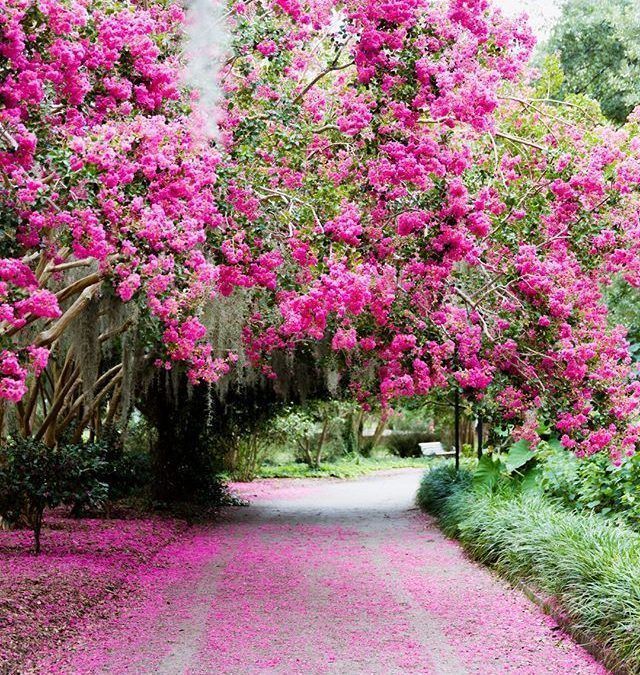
38;470;608;674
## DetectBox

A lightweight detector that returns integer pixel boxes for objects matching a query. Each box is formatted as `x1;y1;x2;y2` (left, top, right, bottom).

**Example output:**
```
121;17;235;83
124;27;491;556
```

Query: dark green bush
98;429;151;503
0;438;108;553
386;431;437;458
416;462;472;515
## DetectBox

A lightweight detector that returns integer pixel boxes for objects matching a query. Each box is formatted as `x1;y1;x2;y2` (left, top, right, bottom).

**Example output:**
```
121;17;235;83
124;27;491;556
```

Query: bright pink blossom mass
2;0;640;460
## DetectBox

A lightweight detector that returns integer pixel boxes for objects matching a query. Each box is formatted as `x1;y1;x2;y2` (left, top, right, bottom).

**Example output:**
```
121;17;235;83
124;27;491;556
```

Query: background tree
543;0;640;123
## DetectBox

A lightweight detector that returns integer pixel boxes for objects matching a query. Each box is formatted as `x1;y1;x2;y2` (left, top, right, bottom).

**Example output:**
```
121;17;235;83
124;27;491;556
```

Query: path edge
516;580;626;675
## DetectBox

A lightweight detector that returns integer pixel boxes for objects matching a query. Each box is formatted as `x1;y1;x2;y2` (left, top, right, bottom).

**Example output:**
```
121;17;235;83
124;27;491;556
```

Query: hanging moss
118;305;141;427
69;295;101;402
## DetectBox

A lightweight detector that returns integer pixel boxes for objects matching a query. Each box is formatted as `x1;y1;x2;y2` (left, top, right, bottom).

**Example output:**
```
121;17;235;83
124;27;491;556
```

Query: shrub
0;439;108;553
227;431;272;483
386;431;437;458
102;447;151;503
418;465;640;672
98;428;151;504
540;446;640;528
415;462;473;516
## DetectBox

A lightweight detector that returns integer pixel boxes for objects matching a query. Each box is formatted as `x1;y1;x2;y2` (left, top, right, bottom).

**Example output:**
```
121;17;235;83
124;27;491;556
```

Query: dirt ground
37;469;608;674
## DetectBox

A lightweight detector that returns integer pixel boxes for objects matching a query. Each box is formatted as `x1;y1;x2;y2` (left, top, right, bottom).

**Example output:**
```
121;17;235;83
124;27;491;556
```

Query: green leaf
520;465;542;494
473;454;504;492
505;440;533;473
546;437;564;453
536;421;550;436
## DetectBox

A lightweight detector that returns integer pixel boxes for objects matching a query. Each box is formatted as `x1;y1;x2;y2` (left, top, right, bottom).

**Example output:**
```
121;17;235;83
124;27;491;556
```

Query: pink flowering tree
0;0;245;445
219;0;640;462
2;0;640;468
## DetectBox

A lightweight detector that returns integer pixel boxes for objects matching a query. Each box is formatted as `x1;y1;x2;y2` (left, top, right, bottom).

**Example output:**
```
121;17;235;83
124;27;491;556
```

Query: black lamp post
454;389;461;472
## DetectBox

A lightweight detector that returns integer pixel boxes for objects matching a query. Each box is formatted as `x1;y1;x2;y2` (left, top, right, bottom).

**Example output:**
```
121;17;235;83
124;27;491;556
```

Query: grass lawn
251;455;436;479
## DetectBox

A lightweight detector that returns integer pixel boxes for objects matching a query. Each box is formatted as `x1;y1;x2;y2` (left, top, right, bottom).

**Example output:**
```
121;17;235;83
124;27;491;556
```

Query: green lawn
254;455;435;479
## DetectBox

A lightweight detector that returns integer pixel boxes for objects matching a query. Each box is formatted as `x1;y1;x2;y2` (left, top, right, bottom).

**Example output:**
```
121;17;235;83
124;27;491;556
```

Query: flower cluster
0;260;60;399
223;0;640;460
0;0;238;394
4;0;640;462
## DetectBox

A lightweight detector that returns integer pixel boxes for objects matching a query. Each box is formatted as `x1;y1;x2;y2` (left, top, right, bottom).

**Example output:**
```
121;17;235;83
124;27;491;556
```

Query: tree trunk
361;415;387;457
344;408;365;454
299;438;314;468
32;506;43;555
314;416;330;467
139;376;216;503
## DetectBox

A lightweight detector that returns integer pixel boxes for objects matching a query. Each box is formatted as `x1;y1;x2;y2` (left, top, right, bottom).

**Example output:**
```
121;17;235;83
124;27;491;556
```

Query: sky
494;0;563;38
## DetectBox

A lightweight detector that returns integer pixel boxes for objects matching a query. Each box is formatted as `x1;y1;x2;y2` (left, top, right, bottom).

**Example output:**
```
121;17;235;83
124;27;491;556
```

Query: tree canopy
544;0;640;124
2;0;640;464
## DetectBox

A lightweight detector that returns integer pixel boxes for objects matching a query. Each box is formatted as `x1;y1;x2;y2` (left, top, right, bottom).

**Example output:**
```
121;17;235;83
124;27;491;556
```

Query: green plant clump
541;447;640;528
417;464;640;673
0;438;108;553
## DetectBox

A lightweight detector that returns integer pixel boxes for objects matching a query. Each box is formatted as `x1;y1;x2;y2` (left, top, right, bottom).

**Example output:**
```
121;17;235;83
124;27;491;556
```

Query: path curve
39;470;607;674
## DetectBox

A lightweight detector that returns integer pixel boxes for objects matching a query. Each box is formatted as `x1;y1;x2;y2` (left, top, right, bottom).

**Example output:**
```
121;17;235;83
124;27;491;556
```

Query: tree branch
34;282;102;348
494;131;546;152
293;60;355;105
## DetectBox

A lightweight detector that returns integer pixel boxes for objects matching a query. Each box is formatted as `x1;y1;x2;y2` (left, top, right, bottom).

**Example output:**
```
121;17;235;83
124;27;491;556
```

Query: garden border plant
417;463;640;674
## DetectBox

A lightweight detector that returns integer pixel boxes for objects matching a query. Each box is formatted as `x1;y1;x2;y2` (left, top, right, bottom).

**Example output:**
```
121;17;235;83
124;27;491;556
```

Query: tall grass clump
418;464;640;673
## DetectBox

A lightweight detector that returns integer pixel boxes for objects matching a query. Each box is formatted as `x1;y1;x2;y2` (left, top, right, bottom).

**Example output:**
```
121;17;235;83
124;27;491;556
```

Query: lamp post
454;389;460;472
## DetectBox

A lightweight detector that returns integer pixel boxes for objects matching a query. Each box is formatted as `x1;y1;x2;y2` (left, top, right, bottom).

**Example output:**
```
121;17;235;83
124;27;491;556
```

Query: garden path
40;470;607;674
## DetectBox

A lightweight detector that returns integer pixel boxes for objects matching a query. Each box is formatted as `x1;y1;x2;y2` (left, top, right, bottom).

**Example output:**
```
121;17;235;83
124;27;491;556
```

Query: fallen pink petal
3;472;606;674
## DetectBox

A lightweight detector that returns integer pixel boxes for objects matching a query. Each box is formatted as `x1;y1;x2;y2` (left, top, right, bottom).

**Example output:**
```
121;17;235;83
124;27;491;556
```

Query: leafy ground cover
0;508;187;672
251;456;435;480
418;464;640;673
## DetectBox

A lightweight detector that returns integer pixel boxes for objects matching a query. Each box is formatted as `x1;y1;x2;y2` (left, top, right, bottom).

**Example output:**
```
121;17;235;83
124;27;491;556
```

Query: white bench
420;442;455;458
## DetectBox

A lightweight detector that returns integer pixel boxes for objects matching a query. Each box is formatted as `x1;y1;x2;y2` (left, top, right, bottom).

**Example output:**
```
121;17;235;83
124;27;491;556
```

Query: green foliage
266;399;372;470
416;462;473;516
202;388;284;484
544;0;640;123
386;431;435;458
270;401;344;468
504;439;533;473
101;443;151;504
541;444;640;527
388;400;437;432
227;431;272;483
533;54;564;99
605;279;640;360
472;454;503;492
418;465;640;672
471;440;539;493
255;455;432;479
228;394;443;479
468;434;640;529
0;438;108;553
388;395;455;450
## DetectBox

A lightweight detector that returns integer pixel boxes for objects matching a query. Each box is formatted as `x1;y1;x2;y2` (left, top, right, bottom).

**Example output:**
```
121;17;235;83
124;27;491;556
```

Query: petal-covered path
39;470;607;674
